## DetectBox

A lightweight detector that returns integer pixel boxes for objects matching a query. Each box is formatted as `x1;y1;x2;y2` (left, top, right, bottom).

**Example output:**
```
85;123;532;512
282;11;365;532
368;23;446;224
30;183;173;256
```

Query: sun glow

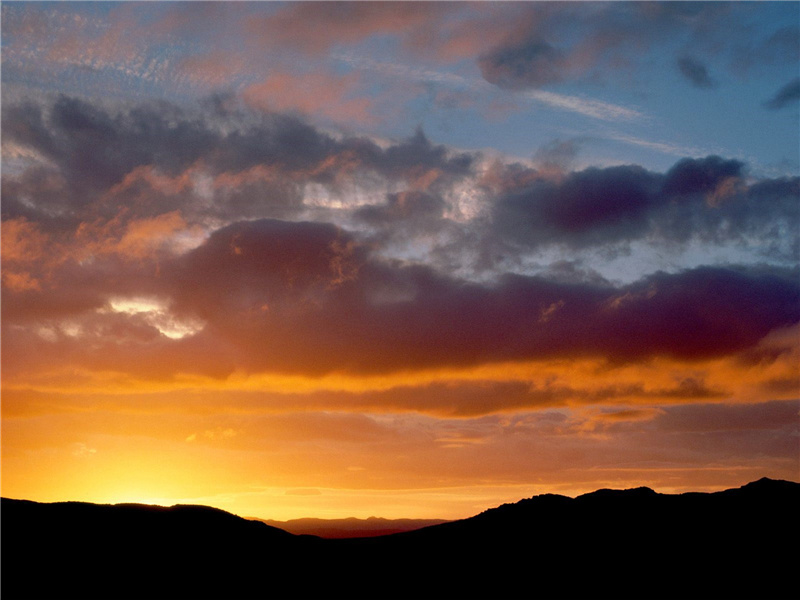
105;296;205;339
1;0;797;532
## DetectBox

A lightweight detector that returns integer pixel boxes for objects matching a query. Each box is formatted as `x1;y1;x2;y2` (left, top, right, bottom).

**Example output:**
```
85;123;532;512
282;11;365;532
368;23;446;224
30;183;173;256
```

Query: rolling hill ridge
3;478;797;599
252;516;450;538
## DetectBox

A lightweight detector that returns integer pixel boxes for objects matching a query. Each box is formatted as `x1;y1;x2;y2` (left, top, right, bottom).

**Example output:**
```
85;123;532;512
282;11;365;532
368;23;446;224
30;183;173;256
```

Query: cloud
488;156;797;257
1;95;218;195
2;94;797;403
597;131;704;158
6;212;796;388
247;2;454;56
176;52;248;88
763;77;800;110
533;139;582;176
731;25;800;76
661;156;744;196
474;2;730;92
2;3;797;521
479;38;566;90
243;70;375;125
493;164;657;248
1;94;475;232
165;219;799;375
3;95;795;278
523;90;644;122
355;191;446;226
472;2;798;103
676;56;716;89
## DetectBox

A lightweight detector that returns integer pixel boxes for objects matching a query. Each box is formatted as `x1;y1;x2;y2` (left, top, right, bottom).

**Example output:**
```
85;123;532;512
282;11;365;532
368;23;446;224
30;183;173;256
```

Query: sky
1;1;798;521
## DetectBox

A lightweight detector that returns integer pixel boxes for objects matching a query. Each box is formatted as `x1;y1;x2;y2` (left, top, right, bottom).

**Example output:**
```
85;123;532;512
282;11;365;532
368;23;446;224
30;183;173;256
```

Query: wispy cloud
337;53;644;123
524;90;644;122
600;130;705;157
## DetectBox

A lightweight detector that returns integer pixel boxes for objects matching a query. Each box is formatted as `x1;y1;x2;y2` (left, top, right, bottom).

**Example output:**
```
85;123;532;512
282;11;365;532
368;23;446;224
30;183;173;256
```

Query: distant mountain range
3;478;797;599
252;516;450;538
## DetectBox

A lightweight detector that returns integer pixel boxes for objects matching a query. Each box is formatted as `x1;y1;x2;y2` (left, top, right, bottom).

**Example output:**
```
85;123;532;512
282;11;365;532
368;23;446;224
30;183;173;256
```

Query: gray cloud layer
2;93;798;381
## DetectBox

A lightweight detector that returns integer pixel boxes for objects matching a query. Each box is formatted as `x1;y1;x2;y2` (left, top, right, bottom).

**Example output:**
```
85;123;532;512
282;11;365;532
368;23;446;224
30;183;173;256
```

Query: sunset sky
2;1;798;521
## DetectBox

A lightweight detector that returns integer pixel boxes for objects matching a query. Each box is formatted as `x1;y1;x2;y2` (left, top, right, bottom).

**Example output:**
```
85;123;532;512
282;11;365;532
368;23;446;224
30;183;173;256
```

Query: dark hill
3;478;798;599
253;516;450;538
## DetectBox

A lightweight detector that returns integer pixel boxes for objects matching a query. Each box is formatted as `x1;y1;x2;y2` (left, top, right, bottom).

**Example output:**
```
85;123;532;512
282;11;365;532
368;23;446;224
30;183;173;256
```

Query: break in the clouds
2;2;798;518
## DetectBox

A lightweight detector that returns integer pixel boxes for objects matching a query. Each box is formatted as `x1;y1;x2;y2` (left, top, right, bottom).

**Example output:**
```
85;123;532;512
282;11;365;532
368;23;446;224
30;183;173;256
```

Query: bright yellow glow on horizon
3;322;797;520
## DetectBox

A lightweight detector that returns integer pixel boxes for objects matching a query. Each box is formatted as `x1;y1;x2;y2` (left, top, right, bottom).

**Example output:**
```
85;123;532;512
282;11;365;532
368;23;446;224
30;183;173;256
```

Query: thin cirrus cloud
334;53;645;123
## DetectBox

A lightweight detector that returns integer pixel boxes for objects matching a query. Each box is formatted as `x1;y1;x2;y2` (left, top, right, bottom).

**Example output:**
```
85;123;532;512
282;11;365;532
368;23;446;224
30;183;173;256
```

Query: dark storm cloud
165;218;800;376
661;156;744;196
369;127;473;182
1;94;473;226
676;56;716;89
0;166;81;230
763;77;800;110
489;156;798;257
5;93;793;266
3;94;798;385
493;165;658;248
2;95;217;191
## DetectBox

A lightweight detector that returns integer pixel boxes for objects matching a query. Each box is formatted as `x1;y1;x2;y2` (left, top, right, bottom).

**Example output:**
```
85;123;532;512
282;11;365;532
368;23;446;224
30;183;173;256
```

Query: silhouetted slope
1;499;317;599
354;477;798;599
255;516;450;538
3;478;798;599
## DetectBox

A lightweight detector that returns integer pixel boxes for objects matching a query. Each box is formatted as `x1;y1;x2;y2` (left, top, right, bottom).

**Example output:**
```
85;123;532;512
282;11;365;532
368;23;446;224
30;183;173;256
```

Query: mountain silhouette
253;516;450;538
3;478;797;599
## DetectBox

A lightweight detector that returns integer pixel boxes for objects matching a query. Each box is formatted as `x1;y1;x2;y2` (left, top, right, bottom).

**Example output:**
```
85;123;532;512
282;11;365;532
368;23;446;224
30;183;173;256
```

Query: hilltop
3;478;797;599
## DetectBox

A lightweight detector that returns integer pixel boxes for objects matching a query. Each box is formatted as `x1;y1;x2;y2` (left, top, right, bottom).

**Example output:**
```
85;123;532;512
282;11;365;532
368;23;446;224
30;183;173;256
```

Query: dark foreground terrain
252;516;450;538
3;478;797;599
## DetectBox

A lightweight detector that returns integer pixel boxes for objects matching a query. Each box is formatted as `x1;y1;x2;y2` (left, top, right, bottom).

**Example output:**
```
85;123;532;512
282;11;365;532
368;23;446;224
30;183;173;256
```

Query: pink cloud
243;70;375;125
176;52;246;88
247;3;453;56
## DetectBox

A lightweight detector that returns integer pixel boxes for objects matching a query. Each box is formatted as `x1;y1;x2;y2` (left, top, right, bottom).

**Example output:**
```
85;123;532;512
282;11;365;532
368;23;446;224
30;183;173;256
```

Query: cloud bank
2;94;798;414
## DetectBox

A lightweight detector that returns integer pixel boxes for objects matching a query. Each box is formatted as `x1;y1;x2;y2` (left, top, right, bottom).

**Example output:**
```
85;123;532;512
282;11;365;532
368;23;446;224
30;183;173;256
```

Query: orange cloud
2;271;42;292
1;218;49;292
2;326;797;422
113;212;193;258
1;218;48;263
106;165;198;199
